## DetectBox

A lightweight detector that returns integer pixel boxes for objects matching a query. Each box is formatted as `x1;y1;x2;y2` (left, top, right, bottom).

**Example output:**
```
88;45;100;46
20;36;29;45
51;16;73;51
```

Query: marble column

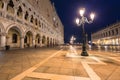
40;37;42;47
20;36;24;48
0;34;6;48
32;36;35;47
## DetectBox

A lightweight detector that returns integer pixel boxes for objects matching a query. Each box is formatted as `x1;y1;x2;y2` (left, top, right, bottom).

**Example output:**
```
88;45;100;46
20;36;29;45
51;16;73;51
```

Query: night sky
50;0;120;43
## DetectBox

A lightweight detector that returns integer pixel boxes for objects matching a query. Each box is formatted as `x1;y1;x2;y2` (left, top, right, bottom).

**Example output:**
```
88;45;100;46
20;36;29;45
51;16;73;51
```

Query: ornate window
7;0;14;14
35;19;37;25
29;8;31;11
25;11;28;20
30;15;33;23
17;6;23;18
22;3;25;7
12;34;17;43
39;21;41;27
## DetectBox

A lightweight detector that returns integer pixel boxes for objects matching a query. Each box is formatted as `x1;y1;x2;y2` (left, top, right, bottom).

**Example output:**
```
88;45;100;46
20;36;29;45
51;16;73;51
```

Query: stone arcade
0;0;64;50
92;22;120;51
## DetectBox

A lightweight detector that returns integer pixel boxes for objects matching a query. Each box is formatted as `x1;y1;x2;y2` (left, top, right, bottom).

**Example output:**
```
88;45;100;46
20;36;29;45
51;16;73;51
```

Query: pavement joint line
10;49;109;80
27;52;105;80
26;72;91;80
81;62;101;80
80;54;108;80
89;56;107;65
10;49;63;80
109;57;120;62
95;54;120;62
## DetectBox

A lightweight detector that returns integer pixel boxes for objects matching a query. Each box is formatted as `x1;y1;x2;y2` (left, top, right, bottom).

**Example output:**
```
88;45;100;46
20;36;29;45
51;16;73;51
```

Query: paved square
0;47;120;80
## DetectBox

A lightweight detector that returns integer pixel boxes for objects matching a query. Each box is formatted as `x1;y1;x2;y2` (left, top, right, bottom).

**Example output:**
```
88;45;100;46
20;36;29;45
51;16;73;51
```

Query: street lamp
76;8;95;56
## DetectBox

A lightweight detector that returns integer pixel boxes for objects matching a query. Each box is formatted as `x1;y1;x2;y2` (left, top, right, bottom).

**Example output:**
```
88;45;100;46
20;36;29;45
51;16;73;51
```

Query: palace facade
92;22;120;51
0;0;64;50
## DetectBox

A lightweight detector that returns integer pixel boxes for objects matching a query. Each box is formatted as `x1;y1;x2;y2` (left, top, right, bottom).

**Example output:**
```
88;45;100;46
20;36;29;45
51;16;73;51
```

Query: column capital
20;36;24;39
3;0;9;3
0;32;7;36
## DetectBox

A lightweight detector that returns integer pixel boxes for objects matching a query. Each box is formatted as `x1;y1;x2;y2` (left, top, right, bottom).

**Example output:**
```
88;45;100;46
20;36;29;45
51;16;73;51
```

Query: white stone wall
0;0;64;50
91;22;120;51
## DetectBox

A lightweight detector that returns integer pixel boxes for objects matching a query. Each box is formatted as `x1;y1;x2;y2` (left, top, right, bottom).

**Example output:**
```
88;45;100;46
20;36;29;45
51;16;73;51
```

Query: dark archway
42;36;46;46
24;31;33;47
7;27;21;48
35;34;40;47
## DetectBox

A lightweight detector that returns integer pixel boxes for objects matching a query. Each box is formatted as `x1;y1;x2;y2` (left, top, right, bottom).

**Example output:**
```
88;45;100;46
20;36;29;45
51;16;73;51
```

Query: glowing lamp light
76;18;79;24
90;13;95;20
79;8;85;16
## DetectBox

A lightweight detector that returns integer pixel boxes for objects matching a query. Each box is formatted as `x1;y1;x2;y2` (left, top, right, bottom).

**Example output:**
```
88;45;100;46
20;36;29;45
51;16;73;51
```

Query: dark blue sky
50;0;120;43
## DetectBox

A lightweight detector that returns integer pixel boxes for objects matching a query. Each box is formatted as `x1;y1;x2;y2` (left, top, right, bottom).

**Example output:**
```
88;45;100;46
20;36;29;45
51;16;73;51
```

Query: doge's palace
0;0;64;50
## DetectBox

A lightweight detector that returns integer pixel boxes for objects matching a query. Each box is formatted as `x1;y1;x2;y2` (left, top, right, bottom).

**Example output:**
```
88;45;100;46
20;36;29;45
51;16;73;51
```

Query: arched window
7;0;14;13
12;34;17;43
17;6;23;18
30;15;33;23
25;11;28;20
22;3;25;7
35;19;37;25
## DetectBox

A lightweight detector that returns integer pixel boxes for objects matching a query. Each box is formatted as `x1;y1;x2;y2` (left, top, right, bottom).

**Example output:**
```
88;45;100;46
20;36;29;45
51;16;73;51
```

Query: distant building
0;0;64;50
91;22;120;51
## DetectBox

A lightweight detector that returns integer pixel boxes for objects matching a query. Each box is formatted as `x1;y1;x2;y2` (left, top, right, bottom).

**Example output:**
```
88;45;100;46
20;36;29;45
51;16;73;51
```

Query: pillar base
81;51;89;56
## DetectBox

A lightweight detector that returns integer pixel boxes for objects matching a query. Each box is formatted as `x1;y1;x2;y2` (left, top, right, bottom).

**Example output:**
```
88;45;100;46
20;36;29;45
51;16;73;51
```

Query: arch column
20;36;24;48
33;36;35;47
118;37;120;51
22;10;26;22
40;36;42;47
0;33;6;49
3;1;8;17
6;35;10;46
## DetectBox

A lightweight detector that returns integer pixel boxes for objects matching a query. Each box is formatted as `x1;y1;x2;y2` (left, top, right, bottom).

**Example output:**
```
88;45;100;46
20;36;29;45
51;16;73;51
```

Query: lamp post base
81;51;89;56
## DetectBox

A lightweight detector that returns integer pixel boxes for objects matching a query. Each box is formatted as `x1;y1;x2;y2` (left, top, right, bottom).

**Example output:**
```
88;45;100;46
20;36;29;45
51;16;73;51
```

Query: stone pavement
0;48;60;80
0;47;120;80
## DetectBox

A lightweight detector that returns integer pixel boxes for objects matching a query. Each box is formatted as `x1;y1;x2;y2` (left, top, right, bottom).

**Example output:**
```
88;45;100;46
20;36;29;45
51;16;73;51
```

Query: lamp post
76;8;95;56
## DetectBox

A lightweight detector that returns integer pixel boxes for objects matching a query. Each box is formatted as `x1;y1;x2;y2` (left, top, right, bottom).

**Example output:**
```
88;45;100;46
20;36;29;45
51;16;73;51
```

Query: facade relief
0;0;64;50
